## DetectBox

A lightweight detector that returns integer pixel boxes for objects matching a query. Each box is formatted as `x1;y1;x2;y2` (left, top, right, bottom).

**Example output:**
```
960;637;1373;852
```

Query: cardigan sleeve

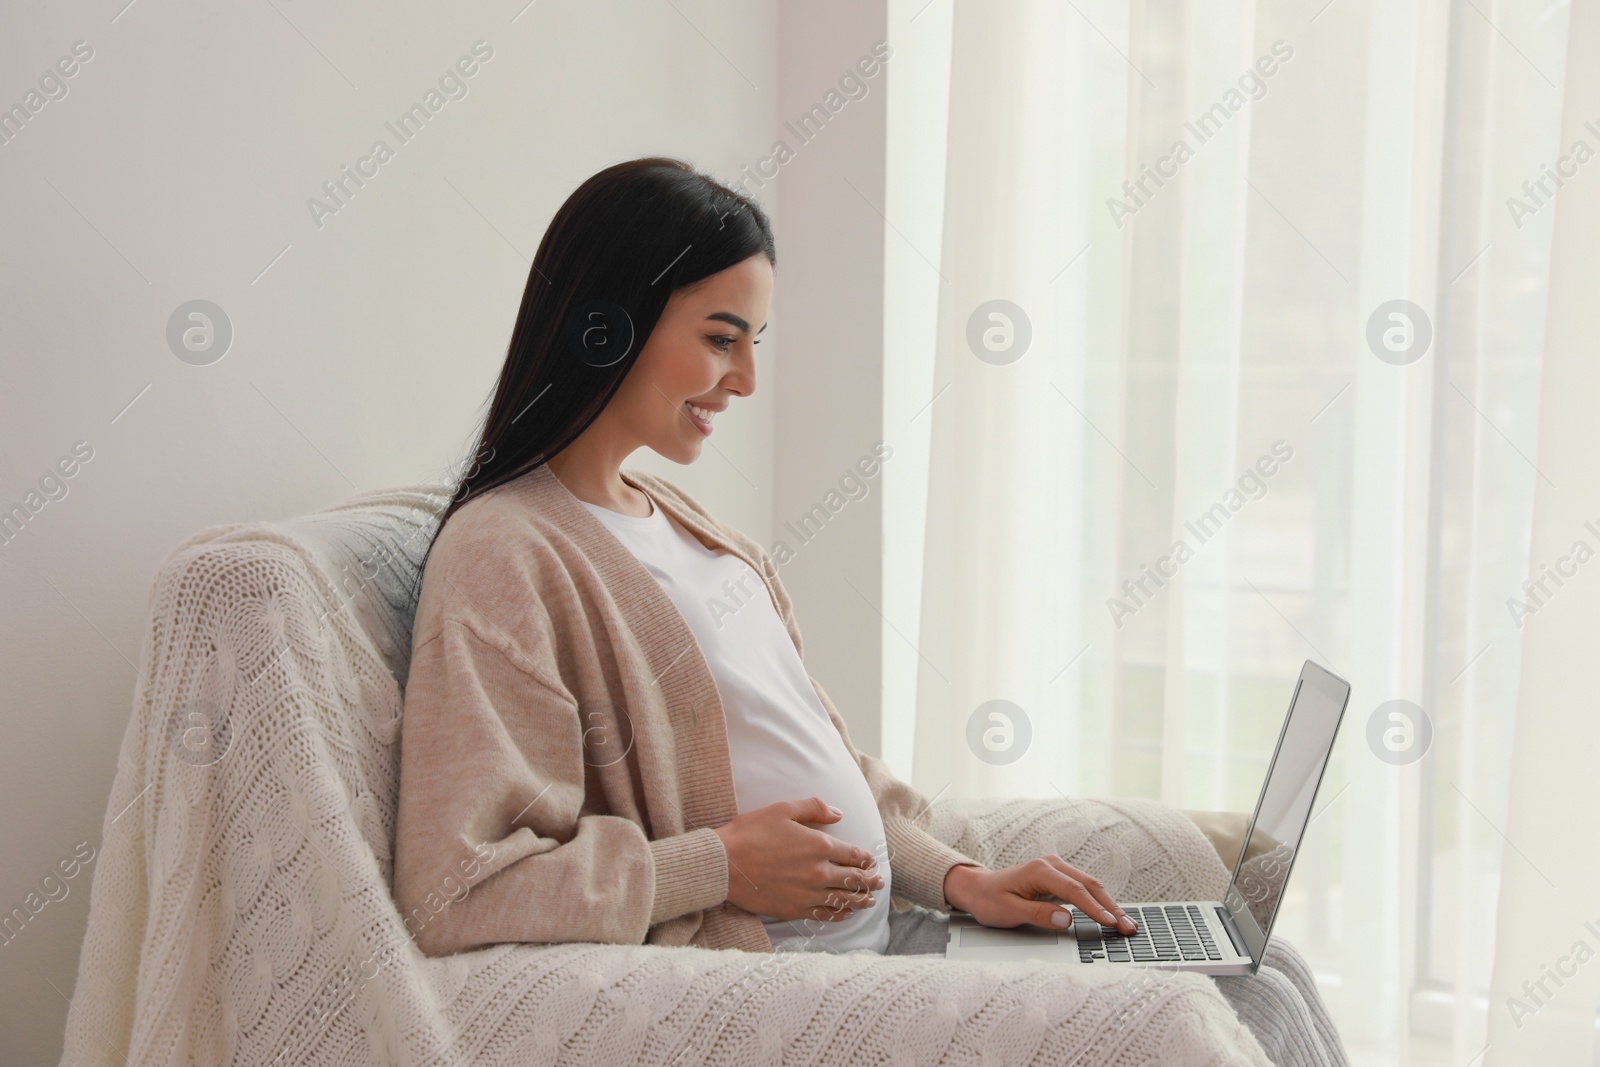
392;617;729;956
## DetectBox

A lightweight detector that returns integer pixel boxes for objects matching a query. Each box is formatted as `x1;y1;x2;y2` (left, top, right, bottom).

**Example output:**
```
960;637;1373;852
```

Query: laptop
943;660;1350;975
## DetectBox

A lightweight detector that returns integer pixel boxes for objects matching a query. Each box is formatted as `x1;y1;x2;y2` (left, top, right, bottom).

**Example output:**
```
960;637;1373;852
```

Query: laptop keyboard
1072;904;1223;963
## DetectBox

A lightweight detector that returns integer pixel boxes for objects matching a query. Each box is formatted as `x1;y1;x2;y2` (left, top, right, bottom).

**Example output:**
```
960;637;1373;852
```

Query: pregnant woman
391;156;1350;1065
390;157;1140;959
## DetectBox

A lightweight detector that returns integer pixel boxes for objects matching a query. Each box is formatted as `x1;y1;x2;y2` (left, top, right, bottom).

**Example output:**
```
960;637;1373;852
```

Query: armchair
59;485;1336;1066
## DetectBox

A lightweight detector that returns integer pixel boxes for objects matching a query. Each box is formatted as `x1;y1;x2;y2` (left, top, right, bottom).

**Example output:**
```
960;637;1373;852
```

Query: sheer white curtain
1483;3;1600;1062
882;0;1581;1062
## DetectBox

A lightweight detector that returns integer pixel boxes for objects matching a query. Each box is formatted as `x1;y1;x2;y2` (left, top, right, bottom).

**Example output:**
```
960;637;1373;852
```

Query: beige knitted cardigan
392;463;980;956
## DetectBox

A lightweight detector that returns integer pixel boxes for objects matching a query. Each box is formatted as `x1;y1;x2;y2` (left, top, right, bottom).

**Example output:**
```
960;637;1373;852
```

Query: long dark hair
417;156;775;574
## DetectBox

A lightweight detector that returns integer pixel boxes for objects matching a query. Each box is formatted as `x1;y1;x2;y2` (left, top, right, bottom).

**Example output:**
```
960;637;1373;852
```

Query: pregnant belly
729;745;893;935
730;745;887;859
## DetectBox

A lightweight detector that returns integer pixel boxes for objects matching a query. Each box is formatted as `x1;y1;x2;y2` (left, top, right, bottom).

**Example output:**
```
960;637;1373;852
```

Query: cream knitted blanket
58;485;1329;1066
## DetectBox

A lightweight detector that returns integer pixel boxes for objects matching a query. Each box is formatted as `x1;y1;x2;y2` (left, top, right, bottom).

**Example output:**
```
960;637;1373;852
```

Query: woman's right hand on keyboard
714;797;884;922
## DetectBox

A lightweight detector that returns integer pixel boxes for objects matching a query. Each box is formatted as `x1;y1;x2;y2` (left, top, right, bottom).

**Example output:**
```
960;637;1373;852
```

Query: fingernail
828;805;843;817
1100;909;1116;923
1051;908;1073;928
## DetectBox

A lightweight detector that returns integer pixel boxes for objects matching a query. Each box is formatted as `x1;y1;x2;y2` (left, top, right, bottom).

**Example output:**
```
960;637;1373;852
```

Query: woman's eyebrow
706;312;768;335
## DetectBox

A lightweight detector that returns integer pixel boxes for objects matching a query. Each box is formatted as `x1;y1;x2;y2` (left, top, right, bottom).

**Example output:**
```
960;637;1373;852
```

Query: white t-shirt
579;494;892;953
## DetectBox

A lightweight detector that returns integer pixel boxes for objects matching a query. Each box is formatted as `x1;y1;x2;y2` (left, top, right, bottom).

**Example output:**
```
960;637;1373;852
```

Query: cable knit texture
58;482;1340;1066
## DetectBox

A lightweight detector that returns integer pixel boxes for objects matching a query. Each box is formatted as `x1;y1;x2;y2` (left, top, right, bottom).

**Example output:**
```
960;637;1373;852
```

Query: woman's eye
710;335;737;351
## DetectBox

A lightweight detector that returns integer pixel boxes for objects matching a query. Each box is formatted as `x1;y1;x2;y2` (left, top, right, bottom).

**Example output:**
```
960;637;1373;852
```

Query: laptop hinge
1216;906;1251;961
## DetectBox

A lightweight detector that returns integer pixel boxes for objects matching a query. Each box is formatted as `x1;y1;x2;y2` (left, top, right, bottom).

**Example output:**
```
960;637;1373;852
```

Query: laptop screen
1224;661;1351;952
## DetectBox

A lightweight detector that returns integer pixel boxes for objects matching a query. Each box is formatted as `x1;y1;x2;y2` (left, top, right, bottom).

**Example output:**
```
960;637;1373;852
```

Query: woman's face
612;252;772;464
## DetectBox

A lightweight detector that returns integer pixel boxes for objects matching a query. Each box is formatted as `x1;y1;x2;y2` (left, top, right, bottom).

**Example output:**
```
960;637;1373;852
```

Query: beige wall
0;2;894;1061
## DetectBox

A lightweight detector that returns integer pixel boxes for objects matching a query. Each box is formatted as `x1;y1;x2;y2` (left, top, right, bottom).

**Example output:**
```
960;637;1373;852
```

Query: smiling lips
684;401;722;435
